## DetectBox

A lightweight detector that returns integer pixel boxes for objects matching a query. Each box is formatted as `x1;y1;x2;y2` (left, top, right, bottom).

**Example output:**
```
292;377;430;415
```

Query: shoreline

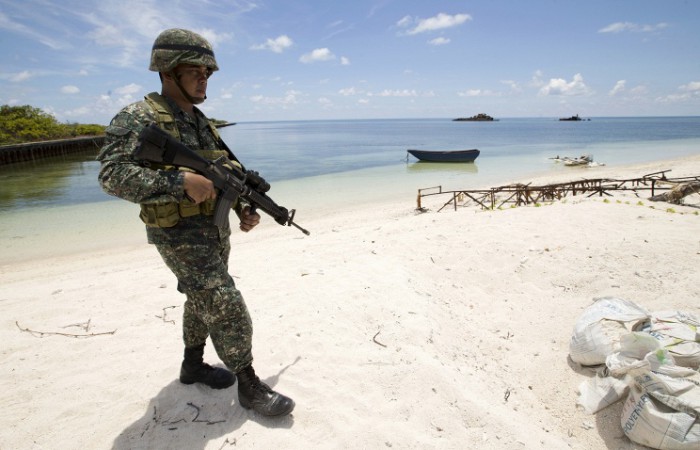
1;153;699;266
1;154;699;449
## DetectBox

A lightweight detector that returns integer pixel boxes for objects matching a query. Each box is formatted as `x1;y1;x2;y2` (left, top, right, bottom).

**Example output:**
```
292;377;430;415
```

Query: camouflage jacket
97;94;231;243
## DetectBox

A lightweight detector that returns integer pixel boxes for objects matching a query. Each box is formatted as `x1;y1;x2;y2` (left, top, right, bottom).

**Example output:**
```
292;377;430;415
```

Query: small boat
550;154;604;167
407;149;480;163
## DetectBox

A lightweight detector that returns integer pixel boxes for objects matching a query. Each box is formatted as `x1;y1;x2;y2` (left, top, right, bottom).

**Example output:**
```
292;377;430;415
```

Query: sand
1;154;699;449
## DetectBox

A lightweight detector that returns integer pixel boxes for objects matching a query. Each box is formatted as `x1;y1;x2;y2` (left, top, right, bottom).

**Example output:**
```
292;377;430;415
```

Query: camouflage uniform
98;29;294;417
97;94;253;374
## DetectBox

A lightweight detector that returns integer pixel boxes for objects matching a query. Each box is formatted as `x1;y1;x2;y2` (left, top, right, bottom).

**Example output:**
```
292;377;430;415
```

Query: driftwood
648;181;700;204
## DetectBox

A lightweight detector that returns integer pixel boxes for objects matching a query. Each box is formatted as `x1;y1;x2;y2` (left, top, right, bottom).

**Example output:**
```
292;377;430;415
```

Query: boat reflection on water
405;161;479;174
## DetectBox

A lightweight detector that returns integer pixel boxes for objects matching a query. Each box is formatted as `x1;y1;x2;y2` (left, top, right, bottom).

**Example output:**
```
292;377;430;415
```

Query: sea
1;116;699;263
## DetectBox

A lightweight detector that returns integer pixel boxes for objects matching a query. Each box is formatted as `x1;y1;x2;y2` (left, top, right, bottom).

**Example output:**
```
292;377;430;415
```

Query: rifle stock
135;123;310;235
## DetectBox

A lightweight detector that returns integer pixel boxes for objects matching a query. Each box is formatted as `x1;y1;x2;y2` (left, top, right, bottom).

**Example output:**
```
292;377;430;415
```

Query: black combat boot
179;344;235;389
236;365;295;416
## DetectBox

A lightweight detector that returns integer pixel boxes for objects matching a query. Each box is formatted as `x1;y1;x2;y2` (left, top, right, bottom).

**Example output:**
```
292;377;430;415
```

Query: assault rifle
135;123;310;235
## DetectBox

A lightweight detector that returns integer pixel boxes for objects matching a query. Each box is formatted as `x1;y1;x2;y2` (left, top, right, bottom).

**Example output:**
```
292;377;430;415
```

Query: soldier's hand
239;205;260;232
183;172;216;204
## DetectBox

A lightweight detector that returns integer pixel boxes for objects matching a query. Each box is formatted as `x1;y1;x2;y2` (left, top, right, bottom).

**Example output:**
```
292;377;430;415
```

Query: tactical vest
139;92;238;227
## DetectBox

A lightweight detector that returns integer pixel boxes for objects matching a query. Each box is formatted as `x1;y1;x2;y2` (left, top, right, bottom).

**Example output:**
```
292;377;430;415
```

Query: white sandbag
578;340;670;414
621;363;700;449
577;373;630;414
633;310;700;368
569;297;650;366
606;332;665;376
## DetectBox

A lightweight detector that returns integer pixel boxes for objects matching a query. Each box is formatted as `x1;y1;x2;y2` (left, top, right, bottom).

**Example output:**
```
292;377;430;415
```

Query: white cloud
300;48;336;63
197;29;234;48
406;13;471;35
114;83;141;96
680;81;700;93
9;70;33;82
659;81;700;102
0;10;67;50
629;85;648;96
396;15;413;28
61;85;80;94
530;70;545;88
62;105;92;117
598;22;668;34
376;89;417;97
458;89;498;97
339;87;360;96
340;56;350;65
249;90;302;106
429;37;450;46
609;80;626;96
501;80;521;93
538;73;592;96
251;35;293;53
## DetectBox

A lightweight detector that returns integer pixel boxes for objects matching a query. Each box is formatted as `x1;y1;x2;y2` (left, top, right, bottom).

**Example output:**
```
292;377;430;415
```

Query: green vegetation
0;105;105;145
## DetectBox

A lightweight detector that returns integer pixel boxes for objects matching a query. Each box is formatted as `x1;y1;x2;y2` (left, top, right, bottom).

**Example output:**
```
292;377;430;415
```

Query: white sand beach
1;154;699;449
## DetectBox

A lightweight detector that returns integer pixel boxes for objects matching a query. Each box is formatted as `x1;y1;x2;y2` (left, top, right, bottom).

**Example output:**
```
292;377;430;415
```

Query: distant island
213;121;236;128
559;114;590;121
210;118;236;128
453;113;496;122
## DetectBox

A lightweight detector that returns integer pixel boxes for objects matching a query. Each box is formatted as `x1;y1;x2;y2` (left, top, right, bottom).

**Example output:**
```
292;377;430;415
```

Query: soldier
97;28;294;417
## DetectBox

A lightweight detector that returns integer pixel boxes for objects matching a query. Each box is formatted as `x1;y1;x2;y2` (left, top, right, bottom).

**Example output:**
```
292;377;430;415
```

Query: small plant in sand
666;208;676;214
603;198;610;203
637;201;645;206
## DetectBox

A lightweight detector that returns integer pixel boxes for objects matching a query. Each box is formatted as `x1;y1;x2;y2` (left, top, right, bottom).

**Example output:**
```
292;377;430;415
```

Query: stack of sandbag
569;297;700;450
569;297;650;366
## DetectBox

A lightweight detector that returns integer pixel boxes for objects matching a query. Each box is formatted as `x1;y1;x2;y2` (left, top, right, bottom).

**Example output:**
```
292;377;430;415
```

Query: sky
1;0;699;124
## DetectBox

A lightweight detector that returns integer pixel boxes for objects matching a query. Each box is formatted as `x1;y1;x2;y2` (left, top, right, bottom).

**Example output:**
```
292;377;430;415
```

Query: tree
0;105;105;145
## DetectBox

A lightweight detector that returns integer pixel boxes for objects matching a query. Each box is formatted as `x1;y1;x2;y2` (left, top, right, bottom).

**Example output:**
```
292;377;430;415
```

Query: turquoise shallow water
1;116;699;213
1;116;699;264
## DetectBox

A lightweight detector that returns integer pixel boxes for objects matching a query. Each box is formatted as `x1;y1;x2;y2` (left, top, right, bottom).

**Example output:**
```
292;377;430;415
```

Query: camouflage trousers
155;234;253;373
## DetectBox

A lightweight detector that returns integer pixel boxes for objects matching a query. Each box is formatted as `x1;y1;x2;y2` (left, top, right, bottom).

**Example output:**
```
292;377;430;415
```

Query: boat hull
407;149;480;163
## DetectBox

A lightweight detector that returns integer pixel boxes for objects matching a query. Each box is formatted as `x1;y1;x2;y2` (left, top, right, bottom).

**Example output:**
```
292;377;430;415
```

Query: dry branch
372;330;387;348
16;321;116;338
649;181;700;204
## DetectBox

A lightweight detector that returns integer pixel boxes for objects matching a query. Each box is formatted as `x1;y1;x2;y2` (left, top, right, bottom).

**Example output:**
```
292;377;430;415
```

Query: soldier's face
175;64;212;103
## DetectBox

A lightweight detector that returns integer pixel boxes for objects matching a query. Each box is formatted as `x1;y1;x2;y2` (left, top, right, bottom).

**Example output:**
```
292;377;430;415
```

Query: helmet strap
170;71;206;104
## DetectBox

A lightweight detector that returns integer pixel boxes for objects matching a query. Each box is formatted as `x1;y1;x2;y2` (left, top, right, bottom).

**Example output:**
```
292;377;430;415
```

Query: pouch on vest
140;203;180;228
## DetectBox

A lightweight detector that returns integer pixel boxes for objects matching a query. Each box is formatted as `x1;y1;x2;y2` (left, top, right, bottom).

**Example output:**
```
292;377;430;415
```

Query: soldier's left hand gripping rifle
135;123;310;235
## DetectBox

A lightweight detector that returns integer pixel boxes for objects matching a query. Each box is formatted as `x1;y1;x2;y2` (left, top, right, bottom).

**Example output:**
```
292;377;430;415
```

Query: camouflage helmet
149;28;219;72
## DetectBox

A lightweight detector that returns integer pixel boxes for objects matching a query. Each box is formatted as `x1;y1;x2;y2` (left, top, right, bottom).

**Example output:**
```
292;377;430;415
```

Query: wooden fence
417;170;700;212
